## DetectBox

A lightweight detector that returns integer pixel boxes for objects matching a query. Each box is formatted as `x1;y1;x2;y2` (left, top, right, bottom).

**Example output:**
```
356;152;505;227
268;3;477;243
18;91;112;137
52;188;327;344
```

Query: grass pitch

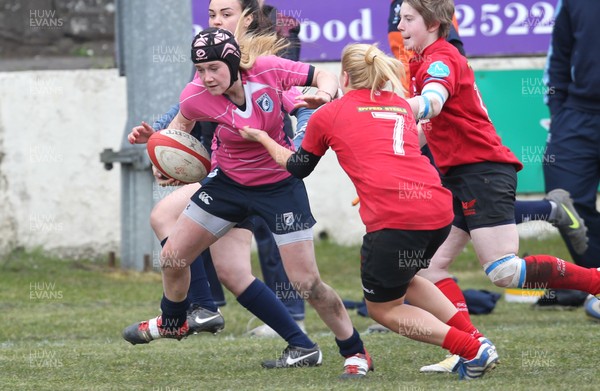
1;236;597;390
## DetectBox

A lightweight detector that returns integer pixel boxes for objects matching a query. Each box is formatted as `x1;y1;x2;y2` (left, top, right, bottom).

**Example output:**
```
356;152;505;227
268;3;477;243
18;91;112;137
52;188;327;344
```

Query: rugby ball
147;129;211;183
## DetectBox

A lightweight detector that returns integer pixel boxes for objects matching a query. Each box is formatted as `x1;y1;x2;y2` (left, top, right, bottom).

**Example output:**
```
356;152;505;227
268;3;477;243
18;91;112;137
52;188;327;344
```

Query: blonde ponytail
341;43;406;100
234;8;290;70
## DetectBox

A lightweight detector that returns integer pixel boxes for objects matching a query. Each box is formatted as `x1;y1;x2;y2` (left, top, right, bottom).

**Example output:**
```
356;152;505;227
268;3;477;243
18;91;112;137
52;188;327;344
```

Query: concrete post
101;0;192;270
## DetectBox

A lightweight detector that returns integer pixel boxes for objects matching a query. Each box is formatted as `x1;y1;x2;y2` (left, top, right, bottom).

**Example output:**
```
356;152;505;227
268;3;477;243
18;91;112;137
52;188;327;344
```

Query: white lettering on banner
301;20;320;42
349;9;373;40
323;20;346;42
455;1;554;38
299;8;373;43
505;2;529;35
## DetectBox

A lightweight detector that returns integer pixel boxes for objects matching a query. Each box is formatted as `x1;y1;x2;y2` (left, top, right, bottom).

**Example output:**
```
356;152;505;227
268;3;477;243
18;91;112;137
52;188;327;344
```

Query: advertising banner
192;0;386;61
456;0;555;57
191;0;556;60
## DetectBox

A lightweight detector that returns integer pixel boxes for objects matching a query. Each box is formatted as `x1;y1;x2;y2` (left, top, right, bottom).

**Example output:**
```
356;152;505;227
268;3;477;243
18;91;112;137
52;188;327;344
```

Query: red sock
523;255;600;295
442;327;481;360
446;312;483;339
436;278;471;321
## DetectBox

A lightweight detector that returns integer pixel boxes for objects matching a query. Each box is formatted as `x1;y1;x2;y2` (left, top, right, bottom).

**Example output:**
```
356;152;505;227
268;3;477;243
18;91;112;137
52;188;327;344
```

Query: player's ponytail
237;30;289;69
234;7;289;69
341;43;405;100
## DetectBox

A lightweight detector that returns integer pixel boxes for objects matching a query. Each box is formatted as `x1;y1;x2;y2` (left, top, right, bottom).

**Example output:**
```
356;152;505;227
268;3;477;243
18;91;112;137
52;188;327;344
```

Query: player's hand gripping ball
146;129;211;184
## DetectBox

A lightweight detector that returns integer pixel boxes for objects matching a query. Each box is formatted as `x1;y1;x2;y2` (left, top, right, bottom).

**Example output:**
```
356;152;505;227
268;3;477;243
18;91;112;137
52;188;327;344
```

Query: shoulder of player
418;46;461;83
311;100;333;117
389;93;413;111
182;77;208;94
181;78;208;96
243;55;297;79
311;92;361;126
429;41;462;67
325;91;353;110
251;55;289;69
307;98;341;126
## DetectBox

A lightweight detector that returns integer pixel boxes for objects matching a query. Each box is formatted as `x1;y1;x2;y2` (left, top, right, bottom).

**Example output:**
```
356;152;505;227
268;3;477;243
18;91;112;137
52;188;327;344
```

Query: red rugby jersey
301;89;453;233
409;38;523;174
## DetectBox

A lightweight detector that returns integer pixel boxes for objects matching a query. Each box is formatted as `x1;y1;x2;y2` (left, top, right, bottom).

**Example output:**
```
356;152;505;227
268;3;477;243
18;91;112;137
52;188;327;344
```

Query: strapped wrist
317;89;334;102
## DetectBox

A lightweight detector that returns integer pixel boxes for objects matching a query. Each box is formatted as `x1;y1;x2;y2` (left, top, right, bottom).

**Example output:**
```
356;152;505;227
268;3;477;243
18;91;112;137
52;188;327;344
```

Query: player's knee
216;270;237;291
150;202;167;234
483;254;525;288
300;277;324;301
159;245;187;270
417;264;445;282
150;200;180;237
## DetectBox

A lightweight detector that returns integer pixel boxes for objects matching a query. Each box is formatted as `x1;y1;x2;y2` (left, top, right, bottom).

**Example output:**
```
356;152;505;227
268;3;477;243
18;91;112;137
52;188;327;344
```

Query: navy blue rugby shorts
191;168;316;235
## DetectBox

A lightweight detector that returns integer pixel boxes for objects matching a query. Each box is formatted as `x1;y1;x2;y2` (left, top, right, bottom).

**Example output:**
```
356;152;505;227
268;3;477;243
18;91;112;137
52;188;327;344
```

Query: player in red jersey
399;0;600;369
240;42;499;380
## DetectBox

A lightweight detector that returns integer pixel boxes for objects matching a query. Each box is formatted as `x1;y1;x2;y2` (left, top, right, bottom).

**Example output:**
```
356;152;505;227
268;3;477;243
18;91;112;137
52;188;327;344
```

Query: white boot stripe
344;356;368;371
148;317;161;339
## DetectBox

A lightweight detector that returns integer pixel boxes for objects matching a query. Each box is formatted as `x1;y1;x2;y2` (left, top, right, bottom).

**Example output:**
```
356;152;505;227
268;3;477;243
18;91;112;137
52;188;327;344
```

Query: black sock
188;250;218;312
160;294;189;330
336;328;365;357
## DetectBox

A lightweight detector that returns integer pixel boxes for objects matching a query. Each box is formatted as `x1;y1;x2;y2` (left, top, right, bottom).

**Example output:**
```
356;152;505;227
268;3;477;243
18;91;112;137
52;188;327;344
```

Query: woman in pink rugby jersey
123;0;334;373
128;0;311;341
125;27;373;378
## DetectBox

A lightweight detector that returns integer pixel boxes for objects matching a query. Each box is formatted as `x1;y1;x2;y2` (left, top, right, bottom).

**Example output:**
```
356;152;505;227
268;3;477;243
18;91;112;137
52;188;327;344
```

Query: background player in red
240;42;499;380
398;0;600;370
387;1;589;373
388;0;586;257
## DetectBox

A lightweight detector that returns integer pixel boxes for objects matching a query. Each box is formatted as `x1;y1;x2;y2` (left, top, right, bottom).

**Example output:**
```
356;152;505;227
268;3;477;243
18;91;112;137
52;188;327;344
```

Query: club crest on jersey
256;93;274;113
427;61;450;78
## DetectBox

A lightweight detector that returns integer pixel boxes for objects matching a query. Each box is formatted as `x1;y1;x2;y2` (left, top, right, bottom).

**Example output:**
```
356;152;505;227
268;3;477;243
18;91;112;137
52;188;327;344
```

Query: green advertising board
474;69;550;194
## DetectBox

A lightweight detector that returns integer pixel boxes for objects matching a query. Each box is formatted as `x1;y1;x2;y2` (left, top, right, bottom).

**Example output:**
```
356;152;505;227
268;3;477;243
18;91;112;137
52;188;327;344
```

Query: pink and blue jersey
180;55;313;186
